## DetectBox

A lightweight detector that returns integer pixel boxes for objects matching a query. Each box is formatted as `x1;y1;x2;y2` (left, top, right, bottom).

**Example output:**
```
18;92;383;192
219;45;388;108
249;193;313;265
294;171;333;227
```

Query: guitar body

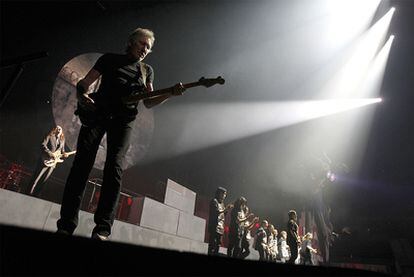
74;93;108;127
44;150;76;167
44;157;64;167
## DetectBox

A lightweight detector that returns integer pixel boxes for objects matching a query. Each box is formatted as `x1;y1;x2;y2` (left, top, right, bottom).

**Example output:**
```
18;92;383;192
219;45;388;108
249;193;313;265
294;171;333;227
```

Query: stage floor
0;188;392;276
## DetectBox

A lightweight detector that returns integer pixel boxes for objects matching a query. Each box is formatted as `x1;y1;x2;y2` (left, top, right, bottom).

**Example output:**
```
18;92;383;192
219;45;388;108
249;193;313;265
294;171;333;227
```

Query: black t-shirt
93;53;154;117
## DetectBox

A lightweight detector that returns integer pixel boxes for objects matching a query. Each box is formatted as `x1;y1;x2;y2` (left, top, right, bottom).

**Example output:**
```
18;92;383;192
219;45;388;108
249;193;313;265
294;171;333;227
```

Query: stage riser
0;188;53;230
0;188;207;255
177;210;206;242
139;196;180;235
0;188;259;259
164;178;196;214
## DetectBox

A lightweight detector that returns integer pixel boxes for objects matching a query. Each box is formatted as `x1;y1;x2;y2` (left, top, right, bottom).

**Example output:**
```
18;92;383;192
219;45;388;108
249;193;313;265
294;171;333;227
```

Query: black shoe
91;232;109;241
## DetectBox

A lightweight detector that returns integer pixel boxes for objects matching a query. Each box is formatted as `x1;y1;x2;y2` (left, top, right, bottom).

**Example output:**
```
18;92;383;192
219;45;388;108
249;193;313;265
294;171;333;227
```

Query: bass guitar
75;76;225;126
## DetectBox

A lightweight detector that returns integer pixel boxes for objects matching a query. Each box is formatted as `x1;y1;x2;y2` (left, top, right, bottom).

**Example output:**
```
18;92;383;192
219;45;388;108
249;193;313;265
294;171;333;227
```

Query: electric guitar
44;150;76;167
75;76;225;126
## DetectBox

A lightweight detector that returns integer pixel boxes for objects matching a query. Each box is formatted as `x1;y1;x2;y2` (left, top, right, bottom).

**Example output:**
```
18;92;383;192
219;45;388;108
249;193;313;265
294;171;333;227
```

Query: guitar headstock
198;76;225;87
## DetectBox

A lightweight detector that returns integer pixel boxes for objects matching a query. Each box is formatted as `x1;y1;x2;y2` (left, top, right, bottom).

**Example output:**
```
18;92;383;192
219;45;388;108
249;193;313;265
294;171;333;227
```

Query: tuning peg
217;76;225;84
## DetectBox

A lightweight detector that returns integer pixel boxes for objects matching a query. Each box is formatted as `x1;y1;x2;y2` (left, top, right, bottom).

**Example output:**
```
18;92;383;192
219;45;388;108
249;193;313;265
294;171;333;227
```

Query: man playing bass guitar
56;28;186;240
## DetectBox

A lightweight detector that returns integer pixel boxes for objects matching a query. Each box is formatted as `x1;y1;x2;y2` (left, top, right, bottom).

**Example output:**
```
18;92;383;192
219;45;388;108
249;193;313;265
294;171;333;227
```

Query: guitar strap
139;62;147;88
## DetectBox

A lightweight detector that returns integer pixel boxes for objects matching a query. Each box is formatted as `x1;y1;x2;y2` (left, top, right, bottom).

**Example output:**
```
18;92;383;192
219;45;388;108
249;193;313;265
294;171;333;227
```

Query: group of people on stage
208;187;318;265
25;26;320;265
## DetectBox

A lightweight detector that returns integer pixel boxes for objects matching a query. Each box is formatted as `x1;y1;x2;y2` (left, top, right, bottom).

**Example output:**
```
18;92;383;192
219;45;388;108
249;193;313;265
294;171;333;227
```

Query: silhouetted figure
227;197;256;258
255;220;269;261
239;213;259;259
208;187;232;255
287;210;300;264
56;28;185;240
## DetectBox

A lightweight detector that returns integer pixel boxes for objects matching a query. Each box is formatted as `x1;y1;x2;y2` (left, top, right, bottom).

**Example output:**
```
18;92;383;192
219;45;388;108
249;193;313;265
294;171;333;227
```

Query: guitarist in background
57;28;185;240
27;125;69;197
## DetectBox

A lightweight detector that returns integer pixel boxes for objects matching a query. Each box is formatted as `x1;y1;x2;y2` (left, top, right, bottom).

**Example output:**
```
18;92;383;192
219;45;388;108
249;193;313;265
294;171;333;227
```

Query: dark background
1;0;413;264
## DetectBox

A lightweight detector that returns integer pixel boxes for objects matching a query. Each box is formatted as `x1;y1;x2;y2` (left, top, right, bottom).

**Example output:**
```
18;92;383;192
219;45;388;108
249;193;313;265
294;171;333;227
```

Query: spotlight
326;171;336;182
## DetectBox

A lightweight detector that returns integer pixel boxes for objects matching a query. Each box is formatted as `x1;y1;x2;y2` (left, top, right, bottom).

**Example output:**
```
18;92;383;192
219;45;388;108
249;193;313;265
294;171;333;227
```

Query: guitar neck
182;81;202;89
118;76;224;104
123;81;202;104
55;150;76;158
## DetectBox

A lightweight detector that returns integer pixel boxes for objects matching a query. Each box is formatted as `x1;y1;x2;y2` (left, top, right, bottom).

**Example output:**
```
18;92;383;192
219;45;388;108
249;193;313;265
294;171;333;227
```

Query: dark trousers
208;231;222;255
301;252;313;265
257;245;267;261
239;237;251;259
227;234;242;258
57;117;133;235
288;241;298;264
